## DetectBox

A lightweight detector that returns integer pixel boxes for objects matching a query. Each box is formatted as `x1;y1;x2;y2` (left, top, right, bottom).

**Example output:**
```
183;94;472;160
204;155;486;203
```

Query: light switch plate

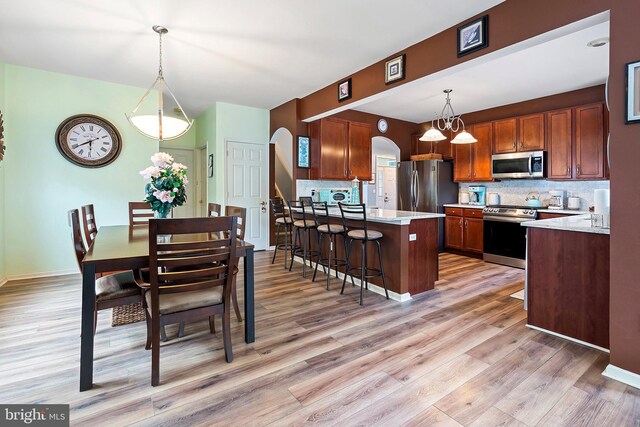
409;234;417;241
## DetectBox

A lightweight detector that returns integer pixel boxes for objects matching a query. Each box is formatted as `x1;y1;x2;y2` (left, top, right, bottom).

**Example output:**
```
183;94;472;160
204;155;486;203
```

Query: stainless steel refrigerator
397;159;458;251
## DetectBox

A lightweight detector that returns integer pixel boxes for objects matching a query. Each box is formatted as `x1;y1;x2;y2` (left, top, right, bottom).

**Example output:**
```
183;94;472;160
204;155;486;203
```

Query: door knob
260;201;267;213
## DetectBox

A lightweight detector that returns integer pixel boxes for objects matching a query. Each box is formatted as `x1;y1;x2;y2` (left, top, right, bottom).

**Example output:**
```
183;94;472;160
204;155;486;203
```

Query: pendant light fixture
126;25;193;141
420;89;476;144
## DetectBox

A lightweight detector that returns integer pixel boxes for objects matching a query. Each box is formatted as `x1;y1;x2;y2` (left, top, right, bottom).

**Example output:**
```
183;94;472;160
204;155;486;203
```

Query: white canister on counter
567;196;581;210
488;193;500;206
460;192;470;204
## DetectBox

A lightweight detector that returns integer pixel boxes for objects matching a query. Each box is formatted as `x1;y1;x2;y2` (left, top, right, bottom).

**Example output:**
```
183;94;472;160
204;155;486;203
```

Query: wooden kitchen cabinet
309;118;372;180
493;114;544;153
453;123;492;182
444;207;483;255
411;131;454;159
547;103;606;180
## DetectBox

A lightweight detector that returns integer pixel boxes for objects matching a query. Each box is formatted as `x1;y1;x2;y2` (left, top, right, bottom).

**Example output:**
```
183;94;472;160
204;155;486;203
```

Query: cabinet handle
567;166;570;175
473;171;476;177
465;220;468;228
513;141;516;149
520;141;524;149
577;164;581;175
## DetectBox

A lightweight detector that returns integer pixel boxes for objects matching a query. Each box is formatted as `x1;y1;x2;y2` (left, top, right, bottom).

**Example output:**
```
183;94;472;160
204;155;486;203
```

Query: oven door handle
483;215;532;223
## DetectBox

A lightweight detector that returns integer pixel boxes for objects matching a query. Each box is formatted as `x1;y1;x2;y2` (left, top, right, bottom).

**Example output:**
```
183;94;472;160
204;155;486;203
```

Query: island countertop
290;207;444;225
521;213;609;235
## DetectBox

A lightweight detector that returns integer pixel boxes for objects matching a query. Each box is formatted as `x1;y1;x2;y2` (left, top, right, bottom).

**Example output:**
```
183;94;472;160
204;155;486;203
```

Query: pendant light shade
126;25;193;141
419;126;447;142
450;130;478;144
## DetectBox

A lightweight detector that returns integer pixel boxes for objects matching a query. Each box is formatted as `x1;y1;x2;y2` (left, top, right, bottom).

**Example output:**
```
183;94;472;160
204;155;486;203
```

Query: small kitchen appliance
318;189;351;205
491;151;545;179
548;190;565;210
488;192;501;206
468;186;486;206
567;196;581;210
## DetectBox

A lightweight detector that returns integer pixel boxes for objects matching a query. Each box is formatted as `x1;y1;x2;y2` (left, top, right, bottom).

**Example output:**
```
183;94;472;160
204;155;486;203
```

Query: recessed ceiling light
587;37;609;48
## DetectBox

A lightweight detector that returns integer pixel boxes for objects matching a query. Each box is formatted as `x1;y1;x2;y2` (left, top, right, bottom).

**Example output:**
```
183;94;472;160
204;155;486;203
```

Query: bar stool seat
294;219;316;228
317;224;346;233
276;217;293;224
348;229;383;240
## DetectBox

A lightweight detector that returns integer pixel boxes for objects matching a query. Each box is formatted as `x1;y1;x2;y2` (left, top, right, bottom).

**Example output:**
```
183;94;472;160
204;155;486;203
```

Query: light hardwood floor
0;252;638;426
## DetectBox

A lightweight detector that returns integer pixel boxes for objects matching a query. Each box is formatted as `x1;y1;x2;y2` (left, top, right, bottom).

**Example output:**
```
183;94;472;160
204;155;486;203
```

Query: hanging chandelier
126;25;193;141
420;89;476;144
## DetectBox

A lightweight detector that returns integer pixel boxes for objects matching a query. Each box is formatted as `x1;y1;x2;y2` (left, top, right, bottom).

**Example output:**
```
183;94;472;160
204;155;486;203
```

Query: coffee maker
468;186;486;206
548;190;565;210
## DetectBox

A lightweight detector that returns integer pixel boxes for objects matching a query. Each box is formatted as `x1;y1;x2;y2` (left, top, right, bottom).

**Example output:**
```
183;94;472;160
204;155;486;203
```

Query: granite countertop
521;214;610;235
536;208;589;215
288;207;444;225
443;203;485;209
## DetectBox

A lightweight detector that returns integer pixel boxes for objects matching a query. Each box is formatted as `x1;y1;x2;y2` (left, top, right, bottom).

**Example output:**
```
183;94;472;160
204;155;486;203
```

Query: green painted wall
213;102;270;203
195;106;216;202
2;64;195;277
0;61;6;283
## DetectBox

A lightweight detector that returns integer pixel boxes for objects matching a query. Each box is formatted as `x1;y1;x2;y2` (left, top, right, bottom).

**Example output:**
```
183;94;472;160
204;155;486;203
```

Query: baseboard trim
526;324;609;353
7;269;78;281
603;364;640;390
292;256;411;302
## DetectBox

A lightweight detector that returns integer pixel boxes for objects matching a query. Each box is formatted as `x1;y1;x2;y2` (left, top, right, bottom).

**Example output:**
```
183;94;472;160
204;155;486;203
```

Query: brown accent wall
299;0;611;120
609;0;640;375
328;110;421;161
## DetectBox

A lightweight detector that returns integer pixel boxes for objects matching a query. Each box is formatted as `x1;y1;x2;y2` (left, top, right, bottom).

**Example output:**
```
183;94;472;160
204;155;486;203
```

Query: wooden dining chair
68;209;143;334
81;204;98;248
208;203;222;217
129;201;154;226
144;216;238;386
225;205;246;322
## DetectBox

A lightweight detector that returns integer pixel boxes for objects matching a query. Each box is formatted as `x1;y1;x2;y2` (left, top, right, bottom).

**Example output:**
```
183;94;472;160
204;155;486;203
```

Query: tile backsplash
296;179;352;199
459;180;610;210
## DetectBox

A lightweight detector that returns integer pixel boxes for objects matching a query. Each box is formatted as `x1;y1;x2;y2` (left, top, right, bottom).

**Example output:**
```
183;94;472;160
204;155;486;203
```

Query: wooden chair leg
232;276;242;322
222;306;233;363
209;316;216;334
93;302;98;335
151;315;161;386
144;311;152;350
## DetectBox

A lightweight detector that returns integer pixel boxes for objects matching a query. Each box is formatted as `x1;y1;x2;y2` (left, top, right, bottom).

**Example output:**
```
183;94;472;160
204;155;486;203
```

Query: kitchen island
290;207;444;300
522;214;610;350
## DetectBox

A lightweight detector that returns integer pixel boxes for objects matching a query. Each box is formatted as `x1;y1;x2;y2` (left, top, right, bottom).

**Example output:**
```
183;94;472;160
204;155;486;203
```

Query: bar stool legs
272;221;291;269
312;231;348;290
289;226;318;278
341;238;389;305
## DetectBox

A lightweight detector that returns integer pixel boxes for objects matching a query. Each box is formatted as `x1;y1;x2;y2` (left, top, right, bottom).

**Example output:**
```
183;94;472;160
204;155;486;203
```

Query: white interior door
382;166;397;210
160;147;195;218
226;140;269;250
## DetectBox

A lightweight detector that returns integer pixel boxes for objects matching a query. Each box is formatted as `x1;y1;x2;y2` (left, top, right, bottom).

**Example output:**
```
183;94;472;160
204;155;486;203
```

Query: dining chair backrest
225;205;246;240
81;204;98;248
208;203;222;217
310;201;329;227
338;202;370;237
129;201;154;226
147;217;238;311
68;209;87;271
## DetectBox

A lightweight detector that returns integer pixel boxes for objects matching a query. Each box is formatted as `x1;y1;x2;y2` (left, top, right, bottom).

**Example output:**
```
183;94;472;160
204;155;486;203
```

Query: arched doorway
364;136;400;209
270;127;294;201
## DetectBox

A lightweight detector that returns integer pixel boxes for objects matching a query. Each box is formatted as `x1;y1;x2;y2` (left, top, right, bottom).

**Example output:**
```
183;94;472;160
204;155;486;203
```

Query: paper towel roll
594;189;610;215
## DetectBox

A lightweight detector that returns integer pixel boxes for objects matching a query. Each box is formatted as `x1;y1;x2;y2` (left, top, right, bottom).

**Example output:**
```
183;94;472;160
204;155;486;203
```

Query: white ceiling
354;18;610;123
0;0;505;115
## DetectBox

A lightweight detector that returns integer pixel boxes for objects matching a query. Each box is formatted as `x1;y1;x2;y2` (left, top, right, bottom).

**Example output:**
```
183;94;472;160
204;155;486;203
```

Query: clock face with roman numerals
55;115;122;168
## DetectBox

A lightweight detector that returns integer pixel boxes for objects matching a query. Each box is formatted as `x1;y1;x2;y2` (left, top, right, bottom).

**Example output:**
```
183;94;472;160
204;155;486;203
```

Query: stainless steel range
482;205;538;268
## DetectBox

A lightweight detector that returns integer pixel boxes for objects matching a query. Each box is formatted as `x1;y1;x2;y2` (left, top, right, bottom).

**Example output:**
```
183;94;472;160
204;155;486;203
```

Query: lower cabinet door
463;218;484;254
445;216;464;250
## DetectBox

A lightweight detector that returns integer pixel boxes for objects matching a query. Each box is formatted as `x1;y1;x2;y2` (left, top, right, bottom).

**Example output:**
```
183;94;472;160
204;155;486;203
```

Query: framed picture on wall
297;136;310;168
338;78;352;102
626;60;640;123
208;154;214;177
457;15;488;57
385;54;406;85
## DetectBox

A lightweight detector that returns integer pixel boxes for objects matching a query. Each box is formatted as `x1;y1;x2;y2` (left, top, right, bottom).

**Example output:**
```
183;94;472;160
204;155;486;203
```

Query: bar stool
270;197;292;268
338;202;389;305
288;199;319;278
311;201;348;290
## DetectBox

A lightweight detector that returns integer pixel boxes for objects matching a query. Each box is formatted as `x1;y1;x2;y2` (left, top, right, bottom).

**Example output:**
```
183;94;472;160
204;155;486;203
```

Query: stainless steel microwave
491;151;545;179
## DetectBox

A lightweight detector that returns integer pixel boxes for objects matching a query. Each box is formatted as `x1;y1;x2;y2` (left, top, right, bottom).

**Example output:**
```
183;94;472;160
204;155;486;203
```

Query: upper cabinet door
493;118;518;154
348;121;372;179
454;143;472;182
547;108;573;180
519;113;545;151
575;104;605;179
472;122;493;181
319;118;349;180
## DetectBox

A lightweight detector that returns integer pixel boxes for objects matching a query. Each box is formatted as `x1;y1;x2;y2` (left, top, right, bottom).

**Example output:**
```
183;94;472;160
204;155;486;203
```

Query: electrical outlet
409;234;417;241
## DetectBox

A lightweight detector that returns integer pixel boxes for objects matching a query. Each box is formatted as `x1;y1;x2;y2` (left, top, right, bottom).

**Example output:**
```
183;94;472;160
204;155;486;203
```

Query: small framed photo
457;15;488;57
297;136;310;168
626;60;640;123
208;154;214;177
385;54;406;85
338;78;352;102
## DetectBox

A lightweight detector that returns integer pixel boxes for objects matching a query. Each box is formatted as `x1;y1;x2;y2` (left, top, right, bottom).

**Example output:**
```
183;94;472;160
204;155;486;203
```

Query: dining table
79;224;255;391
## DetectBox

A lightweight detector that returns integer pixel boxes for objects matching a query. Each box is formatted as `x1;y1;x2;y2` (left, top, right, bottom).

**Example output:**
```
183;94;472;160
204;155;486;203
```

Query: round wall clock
55;114;122;168
377;118;388;133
